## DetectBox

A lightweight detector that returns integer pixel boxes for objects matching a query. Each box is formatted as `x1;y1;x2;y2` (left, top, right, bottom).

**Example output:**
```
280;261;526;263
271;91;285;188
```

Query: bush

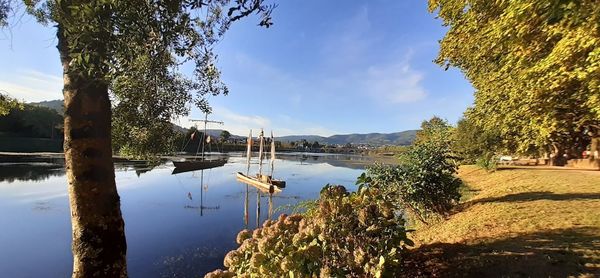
452;117;501;165
205;185;413;278
368;140;461;223
476;153;497;171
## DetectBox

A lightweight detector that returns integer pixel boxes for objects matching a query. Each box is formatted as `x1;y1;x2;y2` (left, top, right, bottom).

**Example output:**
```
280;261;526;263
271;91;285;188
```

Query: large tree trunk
58;27;128;277
591;136;600;160
550;143;566;166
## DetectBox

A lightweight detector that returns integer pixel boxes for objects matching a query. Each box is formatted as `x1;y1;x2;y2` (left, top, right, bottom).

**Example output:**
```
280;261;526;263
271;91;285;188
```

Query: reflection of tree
0;164;65;183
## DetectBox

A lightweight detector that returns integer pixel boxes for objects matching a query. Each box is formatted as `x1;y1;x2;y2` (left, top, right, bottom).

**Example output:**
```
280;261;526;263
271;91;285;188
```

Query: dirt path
403;166;600;277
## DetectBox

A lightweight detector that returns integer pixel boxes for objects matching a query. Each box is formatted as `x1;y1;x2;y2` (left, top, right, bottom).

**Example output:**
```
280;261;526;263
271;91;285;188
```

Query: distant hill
277;130;417;146
27;100;416;146
274;135;327;143
29;99;63;115
180;129;416;146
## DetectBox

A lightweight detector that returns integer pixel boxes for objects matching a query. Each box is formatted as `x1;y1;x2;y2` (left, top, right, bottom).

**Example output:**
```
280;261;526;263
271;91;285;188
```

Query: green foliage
274;199;318;216
452;117;501;164
0;103;62;138
369;141;461;223
110;52;192;158
414;116;452;145
13;0;275;158
0;93;23;116
219;130;231;142
0;0;9;27
374;145;408;155
475;153;497;172
429;0;600;155
207;185;413;278
367;117;461;223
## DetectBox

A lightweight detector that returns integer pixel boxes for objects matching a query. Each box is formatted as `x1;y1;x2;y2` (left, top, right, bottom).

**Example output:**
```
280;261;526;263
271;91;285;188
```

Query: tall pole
201;113;208;160
268;193;273;220
188;116;223;160
258;129;264;177
244;185;249;228
246;130;252;175
200;169;204;216
256;189;261;228
270;131;275;177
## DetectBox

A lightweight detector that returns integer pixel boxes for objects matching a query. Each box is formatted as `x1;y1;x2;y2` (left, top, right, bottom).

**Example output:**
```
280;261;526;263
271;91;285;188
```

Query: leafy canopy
368;117;461;223
0;102;61;138
19;0;275;157
452;117;501;164
414;116;452;145
0;93;23;116
429;0;600;154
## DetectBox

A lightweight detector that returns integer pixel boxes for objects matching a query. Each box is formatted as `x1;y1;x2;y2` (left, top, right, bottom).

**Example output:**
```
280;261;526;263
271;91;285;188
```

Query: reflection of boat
172;113;227;174
243;184;274;229
236;129;286;192
184;169;220;216
172;158;227;174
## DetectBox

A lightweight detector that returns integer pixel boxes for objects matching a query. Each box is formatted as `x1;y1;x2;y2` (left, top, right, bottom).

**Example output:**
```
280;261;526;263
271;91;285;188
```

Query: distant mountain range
198;130;417;146
31;100;416;146
30;100;64;114
275;131;417;146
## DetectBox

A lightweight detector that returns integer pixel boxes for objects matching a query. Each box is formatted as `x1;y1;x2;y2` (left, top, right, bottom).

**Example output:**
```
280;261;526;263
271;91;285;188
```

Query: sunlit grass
407;165;600;276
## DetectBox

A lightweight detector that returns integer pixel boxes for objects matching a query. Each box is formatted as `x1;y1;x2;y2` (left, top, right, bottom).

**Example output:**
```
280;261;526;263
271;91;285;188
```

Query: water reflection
182;169;220;216
114;161;158;177
0;153;366;277
0;163;65;183
242;187;275;229
277;153;373;170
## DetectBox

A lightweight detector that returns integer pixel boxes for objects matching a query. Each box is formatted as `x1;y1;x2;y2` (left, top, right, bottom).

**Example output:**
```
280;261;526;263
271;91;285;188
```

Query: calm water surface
0;153;368;277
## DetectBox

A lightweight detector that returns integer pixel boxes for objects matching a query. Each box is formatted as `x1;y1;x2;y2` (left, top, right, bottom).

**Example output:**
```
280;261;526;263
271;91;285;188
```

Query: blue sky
0;0;474;136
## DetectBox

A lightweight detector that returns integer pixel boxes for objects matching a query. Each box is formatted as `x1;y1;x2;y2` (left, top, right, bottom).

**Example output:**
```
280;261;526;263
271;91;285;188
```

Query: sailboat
172;114;227;173
236;129;286;194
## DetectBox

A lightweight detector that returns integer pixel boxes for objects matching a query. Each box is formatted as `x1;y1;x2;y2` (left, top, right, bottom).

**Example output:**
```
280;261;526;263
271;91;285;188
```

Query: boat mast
200;169;204;216
201;113;208;160
270;131;275;177
246;130;252;175
258;129;264;176
256;189;261;228
244;184;249;228
189;115;224;160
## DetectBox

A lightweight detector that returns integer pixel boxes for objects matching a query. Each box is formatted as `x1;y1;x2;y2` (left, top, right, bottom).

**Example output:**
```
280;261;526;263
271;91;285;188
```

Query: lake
0;153;370;277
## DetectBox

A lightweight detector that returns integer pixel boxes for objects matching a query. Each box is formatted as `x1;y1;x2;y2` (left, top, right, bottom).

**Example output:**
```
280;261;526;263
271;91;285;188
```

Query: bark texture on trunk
550;143;566;166
58;27;128;278
592;136;599;160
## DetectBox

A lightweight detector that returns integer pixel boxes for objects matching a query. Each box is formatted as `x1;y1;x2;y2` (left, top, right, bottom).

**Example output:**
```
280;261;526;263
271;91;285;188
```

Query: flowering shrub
205;185;413;277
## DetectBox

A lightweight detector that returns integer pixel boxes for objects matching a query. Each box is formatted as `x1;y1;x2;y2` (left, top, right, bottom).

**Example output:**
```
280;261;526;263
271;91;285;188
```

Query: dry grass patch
404;165;600;277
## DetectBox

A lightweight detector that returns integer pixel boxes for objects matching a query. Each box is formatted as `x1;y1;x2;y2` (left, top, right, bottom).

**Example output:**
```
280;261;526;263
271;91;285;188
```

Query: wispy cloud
178;106;271;136
218;106;271;129
275;114;336;136
0;69;62;102
318;6;427;105
177;107;336;137
363;57;427;104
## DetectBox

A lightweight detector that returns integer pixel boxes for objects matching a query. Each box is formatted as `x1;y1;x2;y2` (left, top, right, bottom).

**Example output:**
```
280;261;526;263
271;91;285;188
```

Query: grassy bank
404;165;600;277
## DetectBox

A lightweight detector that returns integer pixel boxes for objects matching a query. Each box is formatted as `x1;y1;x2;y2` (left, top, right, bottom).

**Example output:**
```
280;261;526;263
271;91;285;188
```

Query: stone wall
567;159;600;170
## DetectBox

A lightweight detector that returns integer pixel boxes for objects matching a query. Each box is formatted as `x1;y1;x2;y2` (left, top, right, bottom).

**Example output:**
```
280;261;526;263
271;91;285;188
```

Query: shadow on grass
471;191;600;205
402;227;600;277
496;166;600;172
